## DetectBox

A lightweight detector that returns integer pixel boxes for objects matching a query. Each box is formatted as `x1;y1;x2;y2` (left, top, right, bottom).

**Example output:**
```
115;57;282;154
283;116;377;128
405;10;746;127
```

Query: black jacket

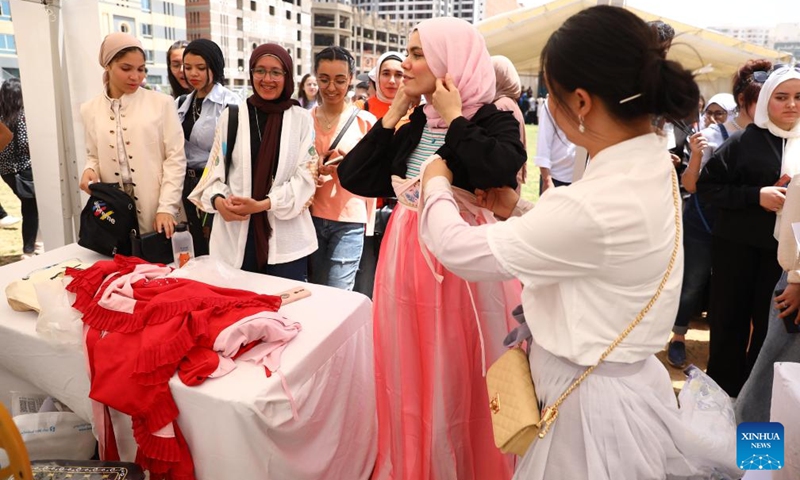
337;104;527;198
696;124;783;249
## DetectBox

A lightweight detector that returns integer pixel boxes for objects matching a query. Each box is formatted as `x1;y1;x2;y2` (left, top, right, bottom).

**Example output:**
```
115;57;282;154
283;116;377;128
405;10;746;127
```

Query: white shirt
176;83;242;170
534;103;576;183
188;103;318;266
420;133;683;366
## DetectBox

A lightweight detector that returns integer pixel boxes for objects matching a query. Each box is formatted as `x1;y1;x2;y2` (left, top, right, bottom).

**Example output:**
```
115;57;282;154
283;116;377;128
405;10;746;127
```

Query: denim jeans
672;199;713;335
735;272;800;422
310;217;365;291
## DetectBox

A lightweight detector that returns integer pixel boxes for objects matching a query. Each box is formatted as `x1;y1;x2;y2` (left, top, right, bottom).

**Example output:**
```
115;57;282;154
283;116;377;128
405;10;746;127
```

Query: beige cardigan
80;88;186;234
779;174;800;282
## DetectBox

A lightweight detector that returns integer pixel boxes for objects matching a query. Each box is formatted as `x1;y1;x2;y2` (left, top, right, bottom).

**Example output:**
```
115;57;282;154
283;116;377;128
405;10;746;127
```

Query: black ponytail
542;6;698;125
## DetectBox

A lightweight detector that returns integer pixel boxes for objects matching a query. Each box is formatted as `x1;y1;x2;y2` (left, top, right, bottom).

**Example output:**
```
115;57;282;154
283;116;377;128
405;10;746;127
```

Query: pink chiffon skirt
371;201;521;480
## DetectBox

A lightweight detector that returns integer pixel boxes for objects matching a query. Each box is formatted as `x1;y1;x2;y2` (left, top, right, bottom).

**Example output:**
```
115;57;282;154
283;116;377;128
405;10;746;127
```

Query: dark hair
183;39;226;88
0;78;24;127
297;73;315;104
314;46;355;75
166;40;190;98
542;6;698;129
110;46;145;65
356;81;369;90
648;20;675;44
732;58;773;111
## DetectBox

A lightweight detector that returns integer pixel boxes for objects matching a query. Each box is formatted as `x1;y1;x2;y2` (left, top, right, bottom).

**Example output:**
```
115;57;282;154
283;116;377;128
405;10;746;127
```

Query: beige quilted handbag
486;169;682;457
486;346;541;456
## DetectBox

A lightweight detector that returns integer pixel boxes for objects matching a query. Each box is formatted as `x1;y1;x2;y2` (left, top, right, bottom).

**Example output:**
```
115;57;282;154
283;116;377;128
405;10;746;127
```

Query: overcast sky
520;0;796;28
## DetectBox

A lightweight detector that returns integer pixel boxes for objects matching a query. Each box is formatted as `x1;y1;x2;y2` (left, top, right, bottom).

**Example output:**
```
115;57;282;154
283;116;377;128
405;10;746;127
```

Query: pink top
310;106;377;231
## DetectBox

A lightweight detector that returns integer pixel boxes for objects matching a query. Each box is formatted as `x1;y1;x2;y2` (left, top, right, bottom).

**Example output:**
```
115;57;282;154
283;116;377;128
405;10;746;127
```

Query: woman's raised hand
383;84;419;129
432;73;463;127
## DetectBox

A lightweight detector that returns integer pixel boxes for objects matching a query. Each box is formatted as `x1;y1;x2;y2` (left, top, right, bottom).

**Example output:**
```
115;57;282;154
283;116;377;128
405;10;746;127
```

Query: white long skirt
514;341;740;480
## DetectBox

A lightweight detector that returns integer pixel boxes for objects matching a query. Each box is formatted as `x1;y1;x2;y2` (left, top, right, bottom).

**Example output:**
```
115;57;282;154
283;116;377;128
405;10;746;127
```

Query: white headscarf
706;93;737;114
371;51;404;104
754;67;800;238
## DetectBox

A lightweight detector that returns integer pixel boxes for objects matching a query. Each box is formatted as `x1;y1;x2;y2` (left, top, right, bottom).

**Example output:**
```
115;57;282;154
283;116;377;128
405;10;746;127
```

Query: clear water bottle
171;223;194;268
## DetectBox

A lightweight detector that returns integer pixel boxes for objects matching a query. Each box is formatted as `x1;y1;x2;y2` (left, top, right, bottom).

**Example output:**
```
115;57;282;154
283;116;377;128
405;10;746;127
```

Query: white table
771;362;800;480
0;244;377;479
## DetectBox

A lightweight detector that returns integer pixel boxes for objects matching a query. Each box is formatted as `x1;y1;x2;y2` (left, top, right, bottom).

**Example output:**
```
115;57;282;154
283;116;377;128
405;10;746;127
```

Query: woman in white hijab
697;64;800;398
735;65;800;422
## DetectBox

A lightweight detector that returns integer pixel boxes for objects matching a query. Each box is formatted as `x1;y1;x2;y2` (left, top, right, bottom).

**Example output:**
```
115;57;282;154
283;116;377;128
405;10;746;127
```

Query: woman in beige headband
79;32;186;237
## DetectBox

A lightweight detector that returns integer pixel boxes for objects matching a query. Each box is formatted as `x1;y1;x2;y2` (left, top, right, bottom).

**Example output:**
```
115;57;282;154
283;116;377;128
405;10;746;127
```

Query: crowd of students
8;4;799;479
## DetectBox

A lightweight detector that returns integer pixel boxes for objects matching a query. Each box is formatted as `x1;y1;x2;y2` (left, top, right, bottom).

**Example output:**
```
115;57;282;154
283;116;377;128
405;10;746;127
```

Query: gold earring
578;115;586;133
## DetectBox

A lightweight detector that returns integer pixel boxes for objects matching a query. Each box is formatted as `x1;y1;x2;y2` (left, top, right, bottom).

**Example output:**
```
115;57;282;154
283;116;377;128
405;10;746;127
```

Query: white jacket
188;103;318;266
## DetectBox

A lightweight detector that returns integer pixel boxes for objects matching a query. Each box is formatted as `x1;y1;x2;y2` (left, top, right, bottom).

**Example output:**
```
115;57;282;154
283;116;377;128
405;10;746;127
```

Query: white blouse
420;133;683;366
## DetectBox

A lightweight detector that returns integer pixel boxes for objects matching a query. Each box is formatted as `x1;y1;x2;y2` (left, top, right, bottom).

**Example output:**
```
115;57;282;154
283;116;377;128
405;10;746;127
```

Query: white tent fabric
478;0;792;93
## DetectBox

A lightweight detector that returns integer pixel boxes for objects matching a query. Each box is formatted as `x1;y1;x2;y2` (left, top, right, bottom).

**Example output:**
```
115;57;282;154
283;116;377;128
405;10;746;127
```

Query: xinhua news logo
737;422;784;471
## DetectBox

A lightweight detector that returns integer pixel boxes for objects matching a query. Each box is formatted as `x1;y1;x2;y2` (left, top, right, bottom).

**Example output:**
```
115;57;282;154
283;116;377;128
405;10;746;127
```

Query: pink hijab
415;17;496;132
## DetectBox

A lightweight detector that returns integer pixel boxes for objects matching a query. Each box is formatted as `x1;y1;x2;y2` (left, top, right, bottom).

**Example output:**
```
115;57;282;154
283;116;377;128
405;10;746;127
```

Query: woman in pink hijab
339;17;525;480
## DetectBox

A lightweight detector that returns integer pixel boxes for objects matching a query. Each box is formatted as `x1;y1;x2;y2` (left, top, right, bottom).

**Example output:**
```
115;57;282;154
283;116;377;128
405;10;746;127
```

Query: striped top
406;126;447;178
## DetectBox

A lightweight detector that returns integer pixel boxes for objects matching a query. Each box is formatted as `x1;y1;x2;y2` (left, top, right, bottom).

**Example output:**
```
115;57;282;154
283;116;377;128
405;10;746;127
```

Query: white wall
10;0;102;250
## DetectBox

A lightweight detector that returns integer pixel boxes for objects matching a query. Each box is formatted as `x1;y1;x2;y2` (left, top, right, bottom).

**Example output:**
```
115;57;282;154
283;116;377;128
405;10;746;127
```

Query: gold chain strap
537;169;682;438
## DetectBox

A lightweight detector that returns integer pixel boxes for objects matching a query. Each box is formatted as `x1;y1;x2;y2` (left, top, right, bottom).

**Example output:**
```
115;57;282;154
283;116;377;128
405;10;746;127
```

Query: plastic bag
166;255;250;289
34;277;83;345
11;392;95;461
678;365;739;479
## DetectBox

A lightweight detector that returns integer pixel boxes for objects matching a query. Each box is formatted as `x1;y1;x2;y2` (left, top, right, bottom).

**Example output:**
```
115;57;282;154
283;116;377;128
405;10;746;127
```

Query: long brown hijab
246;44;298;270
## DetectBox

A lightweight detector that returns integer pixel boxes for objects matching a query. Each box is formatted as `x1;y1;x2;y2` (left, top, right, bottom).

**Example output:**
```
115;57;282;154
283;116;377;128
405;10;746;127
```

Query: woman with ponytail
419;6;739;479
176;38;240;255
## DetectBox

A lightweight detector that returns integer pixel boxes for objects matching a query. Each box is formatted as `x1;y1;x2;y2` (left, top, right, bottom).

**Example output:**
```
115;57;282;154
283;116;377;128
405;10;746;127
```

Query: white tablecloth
0;244;377;479
771;362;800;480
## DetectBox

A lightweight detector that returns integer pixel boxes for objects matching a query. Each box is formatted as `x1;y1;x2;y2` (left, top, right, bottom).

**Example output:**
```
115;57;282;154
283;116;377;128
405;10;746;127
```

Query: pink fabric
97;263;174;314
371;200;519;480
213;311;302;372
415;17;496;132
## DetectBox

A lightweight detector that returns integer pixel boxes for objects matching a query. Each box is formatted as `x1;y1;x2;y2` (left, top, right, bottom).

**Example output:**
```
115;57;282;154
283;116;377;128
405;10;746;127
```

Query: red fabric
68;256;283;480
177;347;219;386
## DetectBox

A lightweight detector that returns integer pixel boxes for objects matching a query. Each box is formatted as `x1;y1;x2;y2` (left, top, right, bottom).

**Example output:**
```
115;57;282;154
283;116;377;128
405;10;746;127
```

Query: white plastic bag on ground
10;392;95;460
679;365;738;479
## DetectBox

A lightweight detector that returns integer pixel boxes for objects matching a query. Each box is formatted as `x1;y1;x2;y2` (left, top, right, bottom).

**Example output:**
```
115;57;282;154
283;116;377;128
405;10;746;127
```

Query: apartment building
100;0;188;88
311;0;407;75
0;0;16;79
186;0;313;88
350;0;517;25
0;0;186;88
351;0;451;24
710;23;799;53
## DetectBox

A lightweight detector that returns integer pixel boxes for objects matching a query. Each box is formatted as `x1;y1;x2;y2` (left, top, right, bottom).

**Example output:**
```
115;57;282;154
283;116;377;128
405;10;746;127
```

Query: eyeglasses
704;108;727;119
252;68;287;80
753;63;800;83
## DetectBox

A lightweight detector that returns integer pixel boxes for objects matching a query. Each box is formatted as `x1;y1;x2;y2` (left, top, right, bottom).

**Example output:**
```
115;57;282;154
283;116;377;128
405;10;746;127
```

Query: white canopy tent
11;0;109;250
6;0;795;251
477;0;793;96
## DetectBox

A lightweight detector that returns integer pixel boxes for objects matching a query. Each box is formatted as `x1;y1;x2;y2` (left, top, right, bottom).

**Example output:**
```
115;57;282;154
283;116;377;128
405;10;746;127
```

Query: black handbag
130;230;173;264
78;183;138;257
14;168;35;199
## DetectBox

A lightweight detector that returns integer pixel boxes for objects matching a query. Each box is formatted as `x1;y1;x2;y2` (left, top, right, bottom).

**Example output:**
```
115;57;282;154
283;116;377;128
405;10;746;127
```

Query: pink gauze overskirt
371;201;520;480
